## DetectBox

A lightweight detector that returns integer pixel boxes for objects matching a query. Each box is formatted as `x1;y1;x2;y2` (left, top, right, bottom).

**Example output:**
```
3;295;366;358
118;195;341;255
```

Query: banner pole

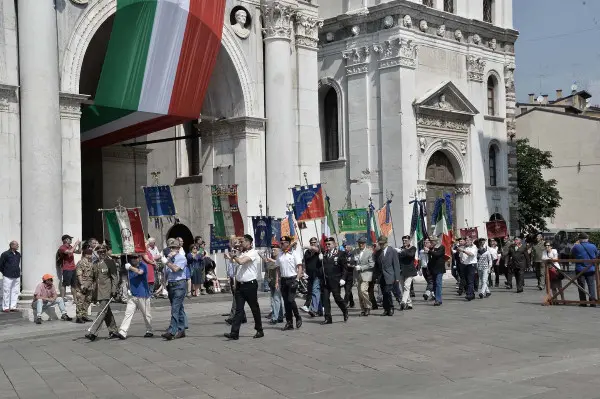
386;191;397;248
303;172;320;241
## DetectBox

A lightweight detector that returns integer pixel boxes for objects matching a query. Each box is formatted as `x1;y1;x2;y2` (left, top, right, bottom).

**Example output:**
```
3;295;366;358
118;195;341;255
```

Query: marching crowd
0;229;598;341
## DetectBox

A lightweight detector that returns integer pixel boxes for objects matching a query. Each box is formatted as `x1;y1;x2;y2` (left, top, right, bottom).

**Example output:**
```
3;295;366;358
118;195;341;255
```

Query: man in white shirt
224;234;264;340
488;239;500;287
276;236;303;331
456;237;478;301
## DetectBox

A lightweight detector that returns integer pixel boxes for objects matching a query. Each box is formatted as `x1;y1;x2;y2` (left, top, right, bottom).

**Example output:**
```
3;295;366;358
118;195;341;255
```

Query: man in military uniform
320;237;349;325
86;245;119;340
75;244;95;323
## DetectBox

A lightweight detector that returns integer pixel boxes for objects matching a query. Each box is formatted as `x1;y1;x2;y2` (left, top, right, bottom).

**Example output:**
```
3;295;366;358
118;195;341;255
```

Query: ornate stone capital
343;46;370;75
262;1;296;41
466;55;486;82
295;13;323;49
196;117;266;142
0;83;18;112
455;184;471;195
59;92;90;120
373;38;417;70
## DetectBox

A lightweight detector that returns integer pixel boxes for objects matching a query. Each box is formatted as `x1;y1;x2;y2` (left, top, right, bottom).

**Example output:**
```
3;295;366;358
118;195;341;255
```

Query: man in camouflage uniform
75;245;95;323
86;245;119;340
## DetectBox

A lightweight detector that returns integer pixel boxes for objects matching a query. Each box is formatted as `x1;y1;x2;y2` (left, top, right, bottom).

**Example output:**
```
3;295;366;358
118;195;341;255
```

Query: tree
516;138;561;234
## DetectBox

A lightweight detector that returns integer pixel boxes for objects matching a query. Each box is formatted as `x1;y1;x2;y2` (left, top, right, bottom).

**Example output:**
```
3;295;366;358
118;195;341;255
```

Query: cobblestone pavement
0;278;599;399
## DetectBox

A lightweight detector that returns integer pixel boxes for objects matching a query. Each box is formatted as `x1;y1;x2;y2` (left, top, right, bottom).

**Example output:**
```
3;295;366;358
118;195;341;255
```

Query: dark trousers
422;267;433;293
344;276;355;307
230;280;262;335
577;272;597;302
280;277;300;323
492;260;500;286
465;264;476;298
392;281;402;302
457;263;468;294
367;281;378;308
508;267;525;291
304;275;314;308
229;277;245;320
380;277;394;312
167;280;187;334
321;278;347;318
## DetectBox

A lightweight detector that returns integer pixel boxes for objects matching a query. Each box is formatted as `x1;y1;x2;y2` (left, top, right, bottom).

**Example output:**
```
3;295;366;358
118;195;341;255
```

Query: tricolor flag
81;0;226;147
321;195;336;249
367;203;380;244
432;198;453;260
281;211;296;241
292;184;326;222
105;208;146;255
377;201;393;238
410;200;427;264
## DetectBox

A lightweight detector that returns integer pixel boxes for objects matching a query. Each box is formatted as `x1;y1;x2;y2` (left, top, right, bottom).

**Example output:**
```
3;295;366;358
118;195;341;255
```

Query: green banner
211;186;226;238
337;208;368;233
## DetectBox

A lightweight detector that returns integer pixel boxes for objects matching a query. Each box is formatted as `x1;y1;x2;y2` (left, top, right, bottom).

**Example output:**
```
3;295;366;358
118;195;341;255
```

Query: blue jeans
433;273;443;303
577;273;597;302
167;280;187;334
36;298;66;316
270;284;284;322
310;277;322;313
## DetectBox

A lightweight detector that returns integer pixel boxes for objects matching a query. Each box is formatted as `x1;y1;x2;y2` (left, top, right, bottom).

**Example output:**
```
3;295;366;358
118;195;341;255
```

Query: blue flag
143;186;176;217
252;216;272;248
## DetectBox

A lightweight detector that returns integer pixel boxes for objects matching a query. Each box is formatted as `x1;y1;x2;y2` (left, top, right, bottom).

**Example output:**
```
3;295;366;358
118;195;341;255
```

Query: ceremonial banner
209;224;230;254
271;219;282;245
485;220;508;239
367;204;380;244
211;185;244;239
292;184;326;222
281;211;296;241
337;209;368;233
81;0;226;147
377;202;393;238
432;198;453;260
143;185;176;217
344;233;358;246
410;200;428;262
252;216;272;248
105;208;146;255
460;227;479;240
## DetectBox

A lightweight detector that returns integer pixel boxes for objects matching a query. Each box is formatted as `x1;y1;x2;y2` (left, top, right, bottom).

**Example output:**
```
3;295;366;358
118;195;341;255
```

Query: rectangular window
489;150;497;187
483;0;493;23
444;0;454;13
422;0;434;6
487;87;495;116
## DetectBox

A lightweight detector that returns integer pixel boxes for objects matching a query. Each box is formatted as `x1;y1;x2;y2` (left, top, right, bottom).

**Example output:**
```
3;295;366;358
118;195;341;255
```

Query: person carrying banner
116;253;153;339
85;245;119;341
320;237;349;324
420;238;433;300
352;237;375;316
302;238;323;317
276;236;303;331
396;235;417;310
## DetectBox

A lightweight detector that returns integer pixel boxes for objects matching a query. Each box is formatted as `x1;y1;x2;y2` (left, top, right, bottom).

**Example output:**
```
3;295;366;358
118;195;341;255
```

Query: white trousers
479;268;491;295
2;277;20;310
400;276;414;306
118;296;152;337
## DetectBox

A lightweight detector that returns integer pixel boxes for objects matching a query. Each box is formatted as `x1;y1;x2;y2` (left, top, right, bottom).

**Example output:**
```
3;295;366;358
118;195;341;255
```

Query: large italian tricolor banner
81;0;226;147
105;208;146;255
211;185;244;239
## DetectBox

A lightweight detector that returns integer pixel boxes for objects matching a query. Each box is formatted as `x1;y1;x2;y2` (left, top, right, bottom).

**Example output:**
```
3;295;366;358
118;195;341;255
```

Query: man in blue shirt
161;238;188;340
0;241;21;312
571;233;599;307
116;253;153;339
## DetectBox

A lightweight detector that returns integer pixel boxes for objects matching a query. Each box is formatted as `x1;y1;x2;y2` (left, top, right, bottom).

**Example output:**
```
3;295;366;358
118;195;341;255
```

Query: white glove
355;266;362;272
124;263;132;271
161;256;169;264
339;279;346;287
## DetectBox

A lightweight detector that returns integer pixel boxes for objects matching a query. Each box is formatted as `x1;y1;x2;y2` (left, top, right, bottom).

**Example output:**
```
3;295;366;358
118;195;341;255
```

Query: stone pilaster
18;0;62;296
60;92;89;243
504;61;519;234
262;1;297;216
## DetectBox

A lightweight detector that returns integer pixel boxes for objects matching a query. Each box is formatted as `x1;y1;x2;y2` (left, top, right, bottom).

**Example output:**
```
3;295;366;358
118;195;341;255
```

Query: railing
543;259;600;306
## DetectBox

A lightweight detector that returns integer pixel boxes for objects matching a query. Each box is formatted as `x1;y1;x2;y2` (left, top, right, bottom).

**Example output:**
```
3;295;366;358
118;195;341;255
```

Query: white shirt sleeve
294;251;303;266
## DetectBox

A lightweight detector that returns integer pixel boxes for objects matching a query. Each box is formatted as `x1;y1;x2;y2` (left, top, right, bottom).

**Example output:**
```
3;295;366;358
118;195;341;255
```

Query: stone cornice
0;83;18;112
59;92;90;120
196;117;266;141
373;38;418;69
103;146;152;163
295;12;323;49
262;1;296;41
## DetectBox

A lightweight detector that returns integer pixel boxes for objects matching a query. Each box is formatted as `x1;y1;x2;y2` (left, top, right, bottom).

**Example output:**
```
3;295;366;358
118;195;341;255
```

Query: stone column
504;61;518;234
60;93;89;242
18;0;62;295
262;1;297;216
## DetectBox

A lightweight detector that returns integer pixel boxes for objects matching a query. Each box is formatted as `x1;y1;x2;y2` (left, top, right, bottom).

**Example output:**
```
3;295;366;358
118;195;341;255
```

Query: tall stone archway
425;151;458;226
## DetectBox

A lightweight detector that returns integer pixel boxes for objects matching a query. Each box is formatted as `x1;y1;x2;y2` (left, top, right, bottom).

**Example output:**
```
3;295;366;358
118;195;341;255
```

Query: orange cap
42;274;54;281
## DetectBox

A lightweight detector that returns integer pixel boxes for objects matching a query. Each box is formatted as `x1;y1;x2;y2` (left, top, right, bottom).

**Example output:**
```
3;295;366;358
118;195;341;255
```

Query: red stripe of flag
228;187;245;237
127;208;146;253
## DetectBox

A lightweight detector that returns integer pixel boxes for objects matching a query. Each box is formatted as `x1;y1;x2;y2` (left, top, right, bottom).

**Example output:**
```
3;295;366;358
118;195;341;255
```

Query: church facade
0;0;517;295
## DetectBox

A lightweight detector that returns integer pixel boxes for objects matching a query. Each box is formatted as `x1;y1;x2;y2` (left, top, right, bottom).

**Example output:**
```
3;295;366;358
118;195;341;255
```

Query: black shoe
433;301;441;306
399;303;406;311
388;309;394;316
381;310;390;316
579;304;588;307
161;332;175;341
485;292;492;298
175;331;186;339
224;333;239;340
225;318;232;325
590;304;597;308
320;318;332;325
406;305;413;310
466;296;474;301
269;320;278;325
343;311;349;322
253;330;264;339
82;316;92;322
277;318;284;323
372;305;379;310
479;293;484;299
61;314;72;321
295;318;302;329
75;317;85;324
359;310;370;317
85;333;97;341
282;323;294;331
118;332;128;340
423;294;429;301
35;317;42;325
308;310;316;318
516;289;523;293
349;303;355;309
494;284;499;288
505;285;512;290
457;291;463;296
537;285;543;291
410;292;416;298
108;332;120;339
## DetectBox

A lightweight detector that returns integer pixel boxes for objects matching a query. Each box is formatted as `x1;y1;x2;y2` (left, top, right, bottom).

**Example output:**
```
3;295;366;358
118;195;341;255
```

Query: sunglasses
45;279;53;282
169;246;178;249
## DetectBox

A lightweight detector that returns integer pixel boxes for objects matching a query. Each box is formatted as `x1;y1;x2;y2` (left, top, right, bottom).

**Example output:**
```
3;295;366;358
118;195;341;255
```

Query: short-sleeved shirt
129;262;150;298
33;283;57;300
236;249;260;282
277;250;302;278
164;253;187;282
59;244;76;271
459;245;478;265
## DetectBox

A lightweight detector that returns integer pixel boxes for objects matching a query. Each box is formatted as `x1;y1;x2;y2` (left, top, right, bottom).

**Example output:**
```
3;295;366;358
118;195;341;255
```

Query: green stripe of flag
212;188;226;238
94;0;158;112
105;210;124;254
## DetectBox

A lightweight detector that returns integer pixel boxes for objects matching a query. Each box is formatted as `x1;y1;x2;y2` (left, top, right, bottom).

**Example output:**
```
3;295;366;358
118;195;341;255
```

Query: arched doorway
489;213;504;222
426;151;457;226
166;224;194;254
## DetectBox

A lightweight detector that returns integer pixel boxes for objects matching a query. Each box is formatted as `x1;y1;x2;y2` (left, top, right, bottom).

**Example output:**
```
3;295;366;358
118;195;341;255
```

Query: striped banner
105;208;146;255
211;185;244;239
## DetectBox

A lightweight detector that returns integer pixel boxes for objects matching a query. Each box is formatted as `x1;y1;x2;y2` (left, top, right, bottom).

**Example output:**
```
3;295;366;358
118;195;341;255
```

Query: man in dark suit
507;236;529;293
320;237;349;324
374;235;401;316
